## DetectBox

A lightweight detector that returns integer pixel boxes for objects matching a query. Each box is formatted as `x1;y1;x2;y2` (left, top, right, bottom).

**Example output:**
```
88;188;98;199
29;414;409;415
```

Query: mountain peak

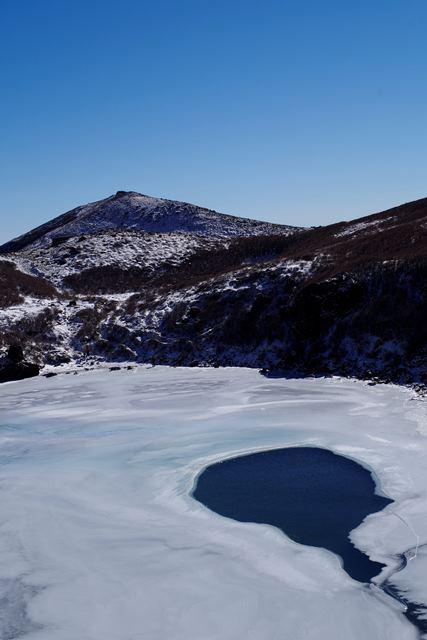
114;190;134;197
112;190;150;200
0;192;298;254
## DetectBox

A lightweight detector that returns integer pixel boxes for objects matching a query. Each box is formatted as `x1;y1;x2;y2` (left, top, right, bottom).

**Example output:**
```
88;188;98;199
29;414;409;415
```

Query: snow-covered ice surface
0;367;426;639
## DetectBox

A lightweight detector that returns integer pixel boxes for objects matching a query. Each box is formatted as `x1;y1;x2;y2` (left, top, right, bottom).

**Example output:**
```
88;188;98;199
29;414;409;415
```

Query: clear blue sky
1;0;426;243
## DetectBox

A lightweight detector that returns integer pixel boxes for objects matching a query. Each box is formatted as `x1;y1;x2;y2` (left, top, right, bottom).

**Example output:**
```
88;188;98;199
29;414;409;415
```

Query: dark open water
193;446;427;637
193;447;390;582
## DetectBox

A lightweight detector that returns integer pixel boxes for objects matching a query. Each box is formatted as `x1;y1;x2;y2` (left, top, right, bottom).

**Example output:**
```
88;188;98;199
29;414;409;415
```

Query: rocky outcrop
0;361;40;384
0;344;39;384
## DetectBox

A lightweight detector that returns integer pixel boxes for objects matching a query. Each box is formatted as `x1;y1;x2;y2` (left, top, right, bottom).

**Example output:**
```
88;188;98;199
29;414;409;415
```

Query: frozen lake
0;367;426;639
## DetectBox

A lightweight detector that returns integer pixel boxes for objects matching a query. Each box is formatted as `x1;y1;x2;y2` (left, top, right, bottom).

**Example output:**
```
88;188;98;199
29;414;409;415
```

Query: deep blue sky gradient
1;0;427;242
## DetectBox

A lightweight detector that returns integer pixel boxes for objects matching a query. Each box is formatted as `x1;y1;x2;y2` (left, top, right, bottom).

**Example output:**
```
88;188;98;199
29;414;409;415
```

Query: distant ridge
0;190;298;253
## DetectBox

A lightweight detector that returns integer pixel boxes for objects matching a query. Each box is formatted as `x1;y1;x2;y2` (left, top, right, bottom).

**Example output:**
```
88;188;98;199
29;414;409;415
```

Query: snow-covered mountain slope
0;190;297;253
0;190;300;290
10;230;226;287
0;193;426;387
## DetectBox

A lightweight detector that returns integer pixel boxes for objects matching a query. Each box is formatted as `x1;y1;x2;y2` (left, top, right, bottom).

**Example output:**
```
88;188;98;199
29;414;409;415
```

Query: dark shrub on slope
63;265;152;294
154;261;427;384
0;261;58;308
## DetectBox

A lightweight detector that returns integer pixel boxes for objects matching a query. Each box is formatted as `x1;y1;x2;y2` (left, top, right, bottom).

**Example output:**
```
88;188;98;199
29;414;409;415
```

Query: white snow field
0;367;426;640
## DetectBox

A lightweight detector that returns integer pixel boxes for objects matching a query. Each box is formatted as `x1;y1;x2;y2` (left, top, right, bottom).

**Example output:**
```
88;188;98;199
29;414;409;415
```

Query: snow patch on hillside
336;216;396;238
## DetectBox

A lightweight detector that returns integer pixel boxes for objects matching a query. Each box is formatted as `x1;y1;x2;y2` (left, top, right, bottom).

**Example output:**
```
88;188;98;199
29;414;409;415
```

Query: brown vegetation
63;265;153;294
0;261;58;308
